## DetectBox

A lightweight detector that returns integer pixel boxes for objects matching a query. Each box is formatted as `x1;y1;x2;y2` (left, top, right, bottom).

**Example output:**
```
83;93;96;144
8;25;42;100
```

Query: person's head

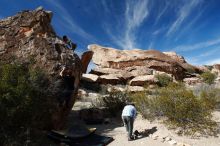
63;35;68;42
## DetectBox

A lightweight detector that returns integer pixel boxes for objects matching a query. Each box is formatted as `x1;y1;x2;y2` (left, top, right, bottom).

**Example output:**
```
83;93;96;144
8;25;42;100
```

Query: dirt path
91;113;220;146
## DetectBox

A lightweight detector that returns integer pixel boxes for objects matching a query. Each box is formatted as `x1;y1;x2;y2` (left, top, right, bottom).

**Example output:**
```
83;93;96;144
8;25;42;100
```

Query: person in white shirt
121;103;137;141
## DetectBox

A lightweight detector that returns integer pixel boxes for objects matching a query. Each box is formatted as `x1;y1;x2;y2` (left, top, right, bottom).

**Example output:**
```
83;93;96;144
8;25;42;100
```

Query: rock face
183;77;202;85
81;51;93;73
163;52;186;63
87;44;200;86
0;8;82;129
212;64;220;76
129;75;158;86
82;73;99;82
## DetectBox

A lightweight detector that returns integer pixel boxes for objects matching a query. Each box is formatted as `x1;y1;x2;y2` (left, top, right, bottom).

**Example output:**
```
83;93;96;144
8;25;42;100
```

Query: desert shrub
0;63;57;145
130;91;161;120
199;88;220;110
98;92;129;117
201;71;217;84
186;67;196;74
155;74;173;87
131;82;218;135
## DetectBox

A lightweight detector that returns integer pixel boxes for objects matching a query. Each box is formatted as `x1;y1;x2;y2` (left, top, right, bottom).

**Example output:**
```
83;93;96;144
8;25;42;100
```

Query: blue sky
1;0;220;65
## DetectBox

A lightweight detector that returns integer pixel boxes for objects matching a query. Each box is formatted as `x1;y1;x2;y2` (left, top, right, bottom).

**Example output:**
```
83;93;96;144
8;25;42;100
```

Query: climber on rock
58;66;75;107
62;35;77;53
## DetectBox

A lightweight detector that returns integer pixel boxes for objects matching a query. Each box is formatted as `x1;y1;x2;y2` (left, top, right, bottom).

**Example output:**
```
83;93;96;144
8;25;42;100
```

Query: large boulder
91;66;153;78
212;64;220;76
163;51;186;63
98;74;122;85
0;8;82;130
82;73;99;82
183;77;202;85
88;44;199;80
129;75;158;86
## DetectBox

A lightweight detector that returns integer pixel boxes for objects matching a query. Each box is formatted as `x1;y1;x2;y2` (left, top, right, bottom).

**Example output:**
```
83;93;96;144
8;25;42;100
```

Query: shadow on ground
131;126;158;141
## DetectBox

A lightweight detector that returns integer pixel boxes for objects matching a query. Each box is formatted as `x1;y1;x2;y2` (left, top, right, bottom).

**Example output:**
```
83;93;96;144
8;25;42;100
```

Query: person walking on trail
122;103;137;141
62;35;77;53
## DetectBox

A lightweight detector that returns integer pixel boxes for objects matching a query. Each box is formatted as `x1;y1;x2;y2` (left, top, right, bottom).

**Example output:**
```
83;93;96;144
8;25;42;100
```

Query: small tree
201;71;216;84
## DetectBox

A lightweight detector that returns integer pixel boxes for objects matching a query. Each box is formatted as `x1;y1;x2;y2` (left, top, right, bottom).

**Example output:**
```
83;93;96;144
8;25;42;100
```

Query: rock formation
81;50;93;73
212;64;220;76
83;44;201;87
0;7;82;129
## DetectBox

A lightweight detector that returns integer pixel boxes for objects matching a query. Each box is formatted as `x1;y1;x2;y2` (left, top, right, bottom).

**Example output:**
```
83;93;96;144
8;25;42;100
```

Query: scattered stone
126;86;145;92
183;77;201;85
168;139;177;145
88;92;100;97
78;89;87;97
160;137;165;143
176;143;191;146
107;85;126;92
82;73;99;82
152;134;159;140
165;137;172;142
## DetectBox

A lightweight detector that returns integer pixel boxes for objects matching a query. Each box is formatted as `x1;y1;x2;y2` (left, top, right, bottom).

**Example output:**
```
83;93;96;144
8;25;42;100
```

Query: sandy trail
90;112;220;146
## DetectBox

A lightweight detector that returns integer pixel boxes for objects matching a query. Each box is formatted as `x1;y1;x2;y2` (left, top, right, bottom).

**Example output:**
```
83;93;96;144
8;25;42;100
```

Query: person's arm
133;107;137;119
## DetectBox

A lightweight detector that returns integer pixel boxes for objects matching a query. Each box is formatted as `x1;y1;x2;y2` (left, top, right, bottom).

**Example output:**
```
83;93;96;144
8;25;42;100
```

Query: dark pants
122;116;134;139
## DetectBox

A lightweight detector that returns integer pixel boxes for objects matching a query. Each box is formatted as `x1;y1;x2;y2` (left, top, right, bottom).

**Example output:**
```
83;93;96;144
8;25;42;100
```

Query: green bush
186;67;196;74
130;91;160;121
201;72;217;84
155;74;173;87
97;92;129;117
200;88;220;110
131;82;218;136
0;63;57;145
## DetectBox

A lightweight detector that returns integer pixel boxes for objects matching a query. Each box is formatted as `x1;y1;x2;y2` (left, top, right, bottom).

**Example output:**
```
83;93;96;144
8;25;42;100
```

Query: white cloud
172;37;220;52
186;48;220;65
123;0;149;49
204;58;220;65
104;25;125;48
174;8;205;41
148;41;154;49
166;0;202;36
104;0;149;50
198;48;219;57
154;1;170;25
101;0;110;14
45;0;96;41
152;26;166;36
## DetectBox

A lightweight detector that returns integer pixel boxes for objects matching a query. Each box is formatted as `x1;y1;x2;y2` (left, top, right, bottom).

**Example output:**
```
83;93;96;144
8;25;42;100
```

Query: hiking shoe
128;136;134;141
128;138;133;141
